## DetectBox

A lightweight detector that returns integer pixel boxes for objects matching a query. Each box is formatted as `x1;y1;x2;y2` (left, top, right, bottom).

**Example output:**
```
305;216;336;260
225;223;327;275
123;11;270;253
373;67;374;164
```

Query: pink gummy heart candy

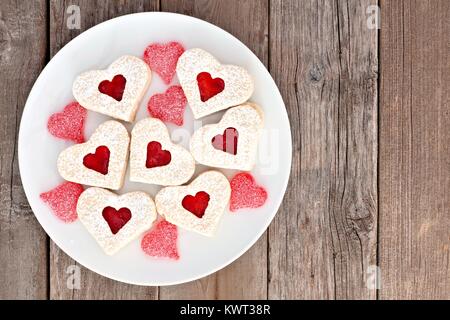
147;85;187;126
141;220;179;260
47;102;87;143
40;182;84;223
229;173;268;212
143;42;185;84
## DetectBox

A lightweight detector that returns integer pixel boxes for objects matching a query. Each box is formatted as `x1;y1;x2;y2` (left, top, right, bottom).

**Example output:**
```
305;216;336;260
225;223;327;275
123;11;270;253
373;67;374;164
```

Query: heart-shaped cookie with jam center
190;103;264;171
57;120;129;190
73;55;151;122
129;118;195;186
176;48;254;119
155;171;231;237
77;187;156;255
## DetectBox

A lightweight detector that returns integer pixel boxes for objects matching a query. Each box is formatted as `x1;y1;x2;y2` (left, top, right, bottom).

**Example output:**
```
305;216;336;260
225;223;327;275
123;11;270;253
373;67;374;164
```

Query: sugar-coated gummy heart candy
141;220;179;260
47;102;87;143
40;182;84;222
147;85;187;126
143;42;185;84
229;172;267;212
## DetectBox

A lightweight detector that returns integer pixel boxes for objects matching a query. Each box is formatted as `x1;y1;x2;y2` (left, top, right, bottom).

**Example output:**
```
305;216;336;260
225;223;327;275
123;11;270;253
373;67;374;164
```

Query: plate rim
18;11;292;286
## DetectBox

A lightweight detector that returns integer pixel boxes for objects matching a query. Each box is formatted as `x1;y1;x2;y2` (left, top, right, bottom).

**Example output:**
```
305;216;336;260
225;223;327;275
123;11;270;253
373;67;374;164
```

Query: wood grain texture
159;0;269;300
3;0;449;300
379;0;450;299
0;0;48;300
268;0;378;299
48;0;160;300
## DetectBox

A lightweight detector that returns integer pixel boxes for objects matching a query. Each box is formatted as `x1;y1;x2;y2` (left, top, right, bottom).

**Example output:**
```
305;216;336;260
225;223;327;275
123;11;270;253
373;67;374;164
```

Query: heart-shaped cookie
155;171;231;237
73;55;151;122
130;118;195;186
57;120;129;190
176;48;254;119
190;103;264;171
77;187;157;255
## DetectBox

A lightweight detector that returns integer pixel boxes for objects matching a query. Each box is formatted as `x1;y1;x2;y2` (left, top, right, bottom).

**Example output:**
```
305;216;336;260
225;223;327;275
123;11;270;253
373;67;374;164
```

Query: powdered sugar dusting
40;182;84;223
130;118;195;186
77;187;157;255
141;220;179;260
72;55;151;122
57;120;130;190
176;48;254;119
155;171;231;237
47;102;87;143
190;103;264;171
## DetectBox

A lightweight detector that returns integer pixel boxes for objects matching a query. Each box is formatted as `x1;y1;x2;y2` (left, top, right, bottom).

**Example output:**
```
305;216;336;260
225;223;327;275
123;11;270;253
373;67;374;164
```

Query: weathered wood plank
49;0;160;299
0;0;48;299
159;0;269;300
268;0;378;299
379;0;450;299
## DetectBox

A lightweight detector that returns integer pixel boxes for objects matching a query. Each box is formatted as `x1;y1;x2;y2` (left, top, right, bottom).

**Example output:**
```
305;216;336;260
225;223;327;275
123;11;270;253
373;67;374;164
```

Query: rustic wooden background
0;0;448;300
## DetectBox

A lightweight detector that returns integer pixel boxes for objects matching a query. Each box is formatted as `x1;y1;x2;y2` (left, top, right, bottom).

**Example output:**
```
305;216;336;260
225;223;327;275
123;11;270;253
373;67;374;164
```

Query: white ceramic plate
19;12;291;286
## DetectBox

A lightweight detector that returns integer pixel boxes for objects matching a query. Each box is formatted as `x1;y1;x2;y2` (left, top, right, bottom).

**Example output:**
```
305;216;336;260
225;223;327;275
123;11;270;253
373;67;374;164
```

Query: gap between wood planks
2;0;448;300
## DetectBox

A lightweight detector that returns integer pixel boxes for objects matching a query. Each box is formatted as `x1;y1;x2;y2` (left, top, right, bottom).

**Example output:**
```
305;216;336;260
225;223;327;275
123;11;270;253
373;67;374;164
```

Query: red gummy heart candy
146;141;171;168
102;206;132;235
83;145;110;175
40;182;84;223
197;72;225;102
230;173;268;212
47;102;87;143
211;127;238;155
98;74;126;101
143;42;185;84
147;85;187;126
182;191;210;218
141;220;179;260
